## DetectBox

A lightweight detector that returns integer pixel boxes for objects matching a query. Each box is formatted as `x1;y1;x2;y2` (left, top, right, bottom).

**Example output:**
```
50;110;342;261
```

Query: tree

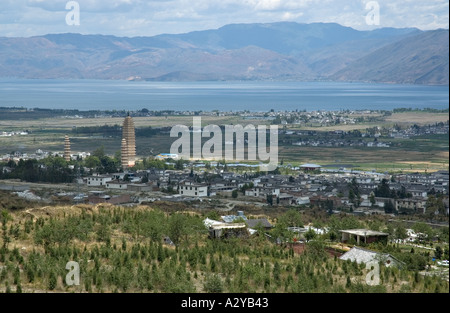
413;222;433;242
100;155;119;173
279;210;303;228
328;214;361;234
84;156;101;169
375;179;392;198
232;190;238;199
1;210;11;249
395;223;409;242
114;150;121;164
48;271;57;290
348;189;356;204
438;227;449;243
206;211;220;221
384;201;396;214
204;274;224;293
271;210;303;243
266;194;273;206
93;146;105;159
304;228;316;242
426;195;446;217
435;246;443;260
369;193;376;207
168;214;189;245
175;159;185;171
348;177;360;206
272;261;281;282
240;183;254;194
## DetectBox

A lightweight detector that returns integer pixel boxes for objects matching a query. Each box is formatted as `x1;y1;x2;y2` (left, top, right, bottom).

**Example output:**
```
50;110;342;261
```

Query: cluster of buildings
293;139;391;148
0;149;92;164
278;111;360;126
239;110;379;126
0;148;91;164
0;130;29;137
390;123;449;139
2;113;448;218
287;123;448;149
79;158;449;217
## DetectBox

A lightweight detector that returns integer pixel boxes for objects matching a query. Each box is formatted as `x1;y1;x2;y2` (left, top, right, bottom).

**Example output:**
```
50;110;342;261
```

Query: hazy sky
0;0;448;37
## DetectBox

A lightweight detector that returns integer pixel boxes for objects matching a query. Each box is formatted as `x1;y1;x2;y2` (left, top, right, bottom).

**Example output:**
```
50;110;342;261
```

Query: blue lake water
0;79;448;112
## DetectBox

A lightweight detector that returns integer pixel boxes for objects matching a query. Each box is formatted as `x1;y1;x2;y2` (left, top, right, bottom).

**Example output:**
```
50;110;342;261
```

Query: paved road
0;183;31;191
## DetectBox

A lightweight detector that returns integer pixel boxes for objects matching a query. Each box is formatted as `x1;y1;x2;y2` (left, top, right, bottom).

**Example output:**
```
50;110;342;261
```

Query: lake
0;79;448;112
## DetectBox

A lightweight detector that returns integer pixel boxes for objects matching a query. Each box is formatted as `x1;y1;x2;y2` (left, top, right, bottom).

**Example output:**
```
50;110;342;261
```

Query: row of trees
0;205;449;293
1;236;447;293
374;179;413;199
0;158;74;183
1;146;126;183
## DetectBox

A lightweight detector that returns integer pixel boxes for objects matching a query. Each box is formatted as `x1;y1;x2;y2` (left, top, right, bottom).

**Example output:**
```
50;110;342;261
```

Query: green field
0;202;447;294
0;112;448;172
279;131;449;172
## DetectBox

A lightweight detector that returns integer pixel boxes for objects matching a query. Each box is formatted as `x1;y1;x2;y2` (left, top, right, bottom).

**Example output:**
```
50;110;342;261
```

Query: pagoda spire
64;135;71;162
121;114;136;169
121;138;128;170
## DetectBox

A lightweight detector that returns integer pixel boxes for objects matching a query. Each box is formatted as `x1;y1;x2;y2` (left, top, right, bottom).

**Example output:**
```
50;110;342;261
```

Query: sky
0;0;448;37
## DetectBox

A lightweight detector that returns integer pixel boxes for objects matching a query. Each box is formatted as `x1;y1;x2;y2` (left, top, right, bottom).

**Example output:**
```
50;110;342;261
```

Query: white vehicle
437;260;449;267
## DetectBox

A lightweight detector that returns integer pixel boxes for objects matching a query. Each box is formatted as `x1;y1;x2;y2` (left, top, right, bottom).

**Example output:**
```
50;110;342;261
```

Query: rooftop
210;223;247;230
340;246;403;267
300;164;322;168
246;219;273;229
340;229;389;237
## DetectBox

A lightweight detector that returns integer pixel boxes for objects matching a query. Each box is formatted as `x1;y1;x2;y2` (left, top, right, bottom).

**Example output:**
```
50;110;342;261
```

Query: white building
295;196;311;205
395;198;427;213
179;182;209;197
87;175;113;187
410;190;428;198
106;180;129;190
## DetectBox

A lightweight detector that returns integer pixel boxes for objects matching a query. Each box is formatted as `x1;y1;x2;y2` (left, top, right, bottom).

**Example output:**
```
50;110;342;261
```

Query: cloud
0;0;448;37
26;0;139;12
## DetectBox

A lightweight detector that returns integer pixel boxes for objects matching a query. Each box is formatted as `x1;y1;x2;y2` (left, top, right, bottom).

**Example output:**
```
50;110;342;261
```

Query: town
1;110;448;216
5;158;445;216
1;0;448;299
0;108;448;294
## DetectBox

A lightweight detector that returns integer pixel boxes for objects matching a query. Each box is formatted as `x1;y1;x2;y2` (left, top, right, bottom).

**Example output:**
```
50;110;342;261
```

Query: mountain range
0;22;448;85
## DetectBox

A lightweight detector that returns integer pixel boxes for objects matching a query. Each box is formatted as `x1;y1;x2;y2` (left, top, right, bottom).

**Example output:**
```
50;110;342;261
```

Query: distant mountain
0;22;448;85
332;29;449;85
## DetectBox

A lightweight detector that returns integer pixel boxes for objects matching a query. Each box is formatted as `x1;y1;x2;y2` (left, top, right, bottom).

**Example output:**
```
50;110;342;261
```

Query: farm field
0;111;448;173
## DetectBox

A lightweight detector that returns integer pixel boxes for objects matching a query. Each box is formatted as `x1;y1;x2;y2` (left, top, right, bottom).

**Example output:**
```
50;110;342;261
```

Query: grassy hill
332;30;449;85
0;201;448;294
